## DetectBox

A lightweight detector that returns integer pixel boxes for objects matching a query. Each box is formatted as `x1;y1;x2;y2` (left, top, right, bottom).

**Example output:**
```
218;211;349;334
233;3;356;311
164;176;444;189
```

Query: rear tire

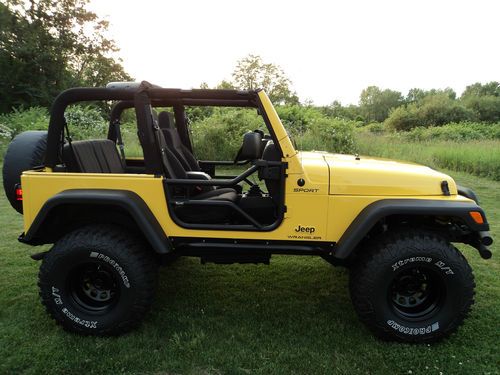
38;225;158;336
349;230;475;343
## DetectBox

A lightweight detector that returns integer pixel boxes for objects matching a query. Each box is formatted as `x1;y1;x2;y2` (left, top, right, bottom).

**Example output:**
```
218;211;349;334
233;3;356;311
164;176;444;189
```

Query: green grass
357;134;500;180
0;166;499;374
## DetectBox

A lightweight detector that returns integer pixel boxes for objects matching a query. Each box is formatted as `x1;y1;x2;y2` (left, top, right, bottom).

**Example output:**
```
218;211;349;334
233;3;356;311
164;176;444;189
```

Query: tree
359;86;403;123
231;54;299;104
0;0;131;113
405;87;456;104
385;94;475;131
461;81;500;98
406;88;426;103
322;101;363;122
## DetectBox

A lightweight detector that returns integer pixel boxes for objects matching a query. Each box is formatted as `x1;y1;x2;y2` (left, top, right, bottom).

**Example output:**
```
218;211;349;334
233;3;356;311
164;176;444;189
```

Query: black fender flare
333;199;490;260
20;189;172;255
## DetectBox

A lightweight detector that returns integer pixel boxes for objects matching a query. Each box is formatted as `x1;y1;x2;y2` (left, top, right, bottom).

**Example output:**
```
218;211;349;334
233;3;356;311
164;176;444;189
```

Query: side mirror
239;131;263;161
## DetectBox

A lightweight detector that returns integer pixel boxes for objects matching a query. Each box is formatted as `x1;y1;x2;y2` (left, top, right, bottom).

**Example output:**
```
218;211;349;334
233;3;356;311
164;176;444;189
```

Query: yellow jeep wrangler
2;81;493;342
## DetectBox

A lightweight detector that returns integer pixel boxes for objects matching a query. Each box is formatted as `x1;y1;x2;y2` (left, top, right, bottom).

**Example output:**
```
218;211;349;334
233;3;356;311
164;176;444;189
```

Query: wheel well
350;214;471;259
32;204;147;246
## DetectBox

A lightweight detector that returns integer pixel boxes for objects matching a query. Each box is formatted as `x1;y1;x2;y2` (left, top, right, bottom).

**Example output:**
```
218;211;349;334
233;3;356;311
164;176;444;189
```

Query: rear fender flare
21;189;172;255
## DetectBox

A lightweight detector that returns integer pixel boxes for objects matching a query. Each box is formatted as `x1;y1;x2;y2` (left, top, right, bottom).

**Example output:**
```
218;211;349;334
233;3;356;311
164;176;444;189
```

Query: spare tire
2;131;47;213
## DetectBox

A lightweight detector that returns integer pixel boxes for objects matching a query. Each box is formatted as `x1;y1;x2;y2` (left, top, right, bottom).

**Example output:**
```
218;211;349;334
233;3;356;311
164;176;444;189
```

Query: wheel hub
69;262;119;311
390;266;444;319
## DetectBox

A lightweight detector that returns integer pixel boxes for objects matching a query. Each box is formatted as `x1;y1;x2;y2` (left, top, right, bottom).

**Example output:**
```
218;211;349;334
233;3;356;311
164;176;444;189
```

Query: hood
299;151;457;196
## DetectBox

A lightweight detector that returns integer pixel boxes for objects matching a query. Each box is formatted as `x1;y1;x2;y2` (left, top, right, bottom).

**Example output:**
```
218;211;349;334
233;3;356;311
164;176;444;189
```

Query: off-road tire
2;131;47;213
38;225;158;336
349;229;475;343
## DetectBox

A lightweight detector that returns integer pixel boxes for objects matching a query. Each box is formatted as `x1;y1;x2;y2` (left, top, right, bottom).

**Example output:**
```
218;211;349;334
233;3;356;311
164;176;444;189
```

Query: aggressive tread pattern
38;225;158;336
349;229;475;343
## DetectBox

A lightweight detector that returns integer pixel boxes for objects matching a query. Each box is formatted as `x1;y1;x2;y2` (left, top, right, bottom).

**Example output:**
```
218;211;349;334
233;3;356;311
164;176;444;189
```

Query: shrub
462;95;500;123
296;117;357;154
357;122;386;135
276;105;323;136
400;122;500;142
64;105;107;140
191;108;264;160
385;94;475;131
0;107;49;140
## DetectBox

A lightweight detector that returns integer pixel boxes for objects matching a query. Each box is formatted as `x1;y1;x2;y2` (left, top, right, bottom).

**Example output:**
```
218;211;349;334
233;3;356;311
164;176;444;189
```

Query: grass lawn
0;167;498;374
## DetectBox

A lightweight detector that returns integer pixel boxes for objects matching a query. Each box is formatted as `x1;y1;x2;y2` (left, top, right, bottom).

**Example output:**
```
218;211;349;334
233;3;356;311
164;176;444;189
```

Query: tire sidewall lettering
89;251;131;288
391;257;455;276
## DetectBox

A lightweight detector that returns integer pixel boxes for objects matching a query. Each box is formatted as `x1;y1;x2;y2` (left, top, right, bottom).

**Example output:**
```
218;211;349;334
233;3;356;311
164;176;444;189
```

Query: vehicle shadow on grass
140;256;372;358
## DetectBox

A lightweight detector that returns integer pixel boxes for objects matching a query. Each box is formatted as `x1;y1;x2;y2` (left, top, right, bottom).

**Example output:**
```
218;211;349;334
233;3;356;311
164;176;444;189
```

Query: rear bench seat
63;140;125;173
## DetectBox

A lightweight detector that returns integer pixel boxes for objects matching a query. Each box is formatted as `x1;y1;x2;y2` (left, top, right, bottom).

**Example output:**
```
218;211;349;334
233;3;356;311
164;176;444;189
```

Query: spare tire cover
2;131;48;213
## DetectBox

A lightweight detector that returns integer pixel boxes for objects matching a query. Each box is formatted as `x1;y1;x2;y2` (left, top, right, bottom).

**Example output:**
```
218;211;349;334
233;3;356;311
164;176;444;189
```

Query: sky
89;0;499;105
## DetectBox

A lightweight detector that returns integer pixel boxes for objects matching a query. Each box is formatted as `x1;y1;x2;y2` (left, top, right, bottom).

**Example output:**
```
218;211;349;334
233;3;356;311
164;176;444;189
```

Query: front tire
38;225;158;336
349;230;475;343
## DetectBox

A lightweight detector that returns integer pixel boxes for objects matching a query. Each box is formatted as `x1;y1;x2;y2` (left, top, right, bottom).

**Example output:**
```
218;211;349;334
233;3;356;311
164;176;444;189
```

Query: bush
276;105;323;136
357;122;386;135
400;122;500;142
462;95;500;123
0;107;49;140
191;108;264;160
64;105;107;140
385;94;475;131
296;117;357;154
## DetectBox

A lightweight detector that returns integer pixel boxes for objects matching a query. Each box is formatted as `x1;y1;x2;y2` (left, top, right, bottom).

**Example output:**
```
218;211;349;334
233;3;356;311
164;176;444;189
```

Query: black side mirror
239;131;263;161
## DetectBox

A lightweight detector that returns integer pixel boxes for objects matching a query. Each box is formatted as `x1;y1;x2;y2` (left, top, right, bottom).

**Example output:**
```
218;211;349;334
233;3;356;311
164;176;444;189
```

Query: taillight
15;184;23;201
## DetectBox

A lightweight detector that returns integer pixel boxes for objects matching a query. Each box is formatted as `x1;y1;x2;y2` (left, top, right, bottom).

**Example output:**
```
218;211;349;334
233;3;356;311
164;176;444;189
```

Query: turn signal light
469;211;484;224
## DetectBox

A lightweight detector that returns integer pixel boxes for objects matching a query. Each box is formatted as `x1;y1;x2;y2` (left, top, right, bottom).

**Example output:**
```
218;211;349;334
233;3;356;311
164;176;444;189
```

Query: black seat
261;141;281;201
63;140;124;173
158;111;200;171
153;115;238;223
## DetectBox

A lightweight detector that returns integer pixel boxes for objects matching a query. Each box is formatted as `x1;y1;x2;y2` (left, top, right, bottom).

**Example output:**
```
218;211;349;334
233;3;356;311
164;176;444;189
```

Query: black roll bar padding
133;89;164;174
147;88;256;101
173;104;192;153
45;88;137;167
174;199;263;229
45;84;259;168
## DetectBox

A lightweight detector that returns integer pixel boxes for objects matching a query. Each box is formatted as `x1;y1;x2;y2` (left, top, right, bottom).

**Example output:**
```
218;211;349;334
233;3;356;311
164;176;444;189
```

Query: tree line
203;55;500;131
1;0;498;134
325;83;500;130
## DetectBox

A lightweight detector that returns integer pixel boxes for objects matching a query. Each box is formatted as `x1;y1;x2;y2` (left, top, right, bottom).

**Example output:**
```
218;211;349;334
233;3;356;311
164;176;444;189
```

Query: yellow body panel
326;194;472;242
20;90;473;245
325;154;457;196
21;171;332;241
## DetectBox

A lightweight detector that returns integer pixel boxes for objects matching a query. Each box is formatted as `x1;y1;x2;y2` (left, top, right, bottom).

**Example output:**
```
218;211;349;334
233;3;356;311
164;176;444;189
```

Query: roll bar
43;81;258;168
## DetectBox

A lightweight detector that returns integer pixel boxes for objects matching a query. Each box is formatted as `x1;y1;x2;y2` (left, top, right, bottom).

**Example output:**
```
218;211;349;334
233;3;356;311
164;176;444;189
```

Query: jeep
2;81;493;342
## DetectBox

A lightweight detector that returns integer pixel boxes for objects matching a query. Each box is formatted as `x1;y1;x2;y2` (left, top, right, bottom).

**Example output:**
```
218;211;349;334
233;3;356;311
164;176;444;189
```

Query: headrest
158;111;175;130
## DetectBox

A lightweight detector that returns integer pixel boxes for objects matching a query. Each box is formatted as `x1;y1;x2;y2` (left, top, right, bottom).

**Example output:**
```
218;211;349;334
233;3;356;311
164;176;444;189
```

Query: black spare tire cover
2;131;47;213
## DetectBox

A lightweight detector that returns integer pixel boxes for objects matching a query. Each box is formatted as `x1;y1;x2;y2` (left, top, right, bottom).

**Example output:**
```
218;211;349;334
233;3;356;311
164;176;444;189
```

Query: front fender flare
333;199;490;260
20;189;172;255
